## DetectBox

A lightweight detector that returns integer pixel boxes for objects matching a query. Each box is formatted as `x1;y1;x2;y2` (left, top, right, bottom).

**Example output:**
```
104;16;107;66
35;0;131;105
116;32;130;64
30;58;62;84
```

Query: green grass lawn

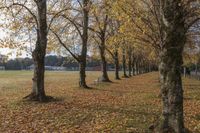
0;71;200;132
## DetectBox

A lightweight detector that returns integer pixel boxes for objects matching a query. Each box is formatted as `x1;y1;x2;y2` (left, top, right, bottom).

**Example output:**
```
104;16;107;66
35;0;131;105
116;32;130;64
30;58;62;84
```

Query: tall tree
30;0;48;101
128;45;133;77
122;42;128;78
106;20;122;80
115;0;200;132
52;0;90;88
159;1;188;132
1;0;52;101
90;0;111;82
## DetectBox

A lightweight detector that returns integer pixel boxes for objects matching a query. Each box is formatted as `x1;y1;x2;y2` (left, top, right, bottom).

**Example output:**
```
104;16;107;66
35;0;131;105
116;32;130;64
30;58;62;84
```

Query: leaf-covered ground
0;71;200;132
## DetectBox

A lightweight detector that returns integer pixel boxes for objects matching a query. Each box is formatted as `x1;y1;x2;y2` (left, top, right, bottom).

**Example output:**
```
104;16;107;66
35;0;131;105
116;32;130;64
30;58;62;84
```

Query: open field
0;71;200;132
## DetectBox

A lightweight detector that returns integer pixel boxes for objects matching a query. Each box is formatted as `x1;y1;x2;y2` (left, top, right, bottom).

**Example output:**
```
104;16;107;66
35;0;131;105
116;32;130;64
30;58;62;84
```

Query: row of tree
0;0;200;132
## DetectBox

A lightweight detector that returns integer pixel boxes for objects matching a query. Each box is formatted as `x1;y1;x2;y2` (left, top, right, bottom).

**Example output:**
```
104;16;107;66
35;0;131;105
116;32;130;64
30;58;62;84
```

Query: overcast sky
0;30;31;59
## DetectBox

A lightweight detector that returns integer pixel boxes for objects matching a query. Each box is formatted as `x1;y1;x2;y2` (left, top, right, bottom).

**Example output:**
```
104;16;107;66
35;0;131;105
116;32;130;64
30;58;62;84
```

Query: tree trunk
195;63;198;76
99;44;111;82
159;49;185;133
138;62;142;74
79;0;89;88
135;60;139;75
122;48;128;78
128;49;132;77
114;50;120;80
79;48;88;88
145;64;149;73
159;1;186;132
79;61;88;88
32;68;37;96
132;56;135;76
31;49;46;101
24;0;49;102
148;64;152;73
183;67;186;78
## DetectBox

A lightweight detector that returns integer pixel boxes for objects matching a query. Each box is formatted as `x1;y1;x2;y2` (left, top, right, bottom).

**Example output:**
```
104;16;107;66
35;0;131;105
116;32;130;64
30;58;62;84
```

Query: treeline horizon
0;55;104;70
0;55;199;72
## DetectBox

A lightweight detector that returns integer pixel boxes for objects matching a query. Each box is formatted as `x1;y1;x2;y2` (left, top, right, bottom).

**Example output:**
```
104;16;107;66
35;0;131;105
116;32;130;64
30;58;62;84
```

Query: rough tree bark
25;0;49;102
195;63;198;76
106;47;120;80
132;59;135;76
148;63;152;73
79;58;88;88
122;47;128;78
128;49;132;77
135;58;139;75
114;50;120;80
138;60;141;74
132;56;135;76
159;1;186;132
99;40;111;82
79;0;89;88
159;46;185;133
183;67;186;78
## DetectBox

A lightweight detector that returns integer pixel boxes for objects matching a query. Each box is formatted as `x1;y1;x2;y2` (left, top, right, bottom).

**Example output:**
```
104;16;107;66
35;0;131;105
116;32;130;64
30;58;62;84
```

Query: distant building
45;66;67;71
0;66;5;70
0;54;7;70
27;64;115;71
86;66;101;71
0;54;8;63
28;65;67;71
27;64;34;70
